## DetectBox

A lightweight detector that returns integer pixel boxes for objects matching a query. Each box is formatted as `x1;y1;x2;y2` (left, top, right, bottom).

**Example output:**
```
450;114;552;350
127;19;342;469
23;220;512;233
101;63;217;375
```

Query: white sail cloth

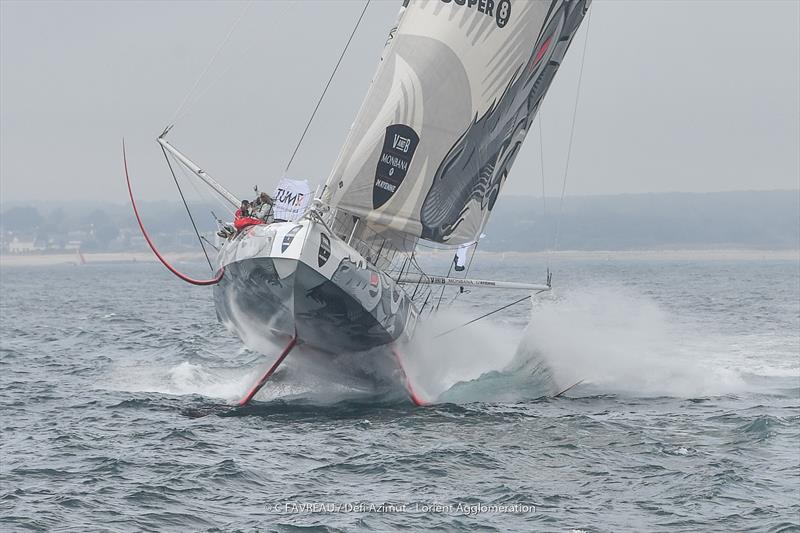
324;0;591;245
453;241;473;272
273;178;311;222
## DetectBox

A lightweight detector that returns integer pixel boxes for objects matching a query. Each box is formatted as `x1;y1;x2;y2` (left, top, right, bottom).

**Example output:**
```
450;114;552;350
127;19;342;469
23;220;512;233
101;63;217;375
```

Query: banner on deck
273;178;312;222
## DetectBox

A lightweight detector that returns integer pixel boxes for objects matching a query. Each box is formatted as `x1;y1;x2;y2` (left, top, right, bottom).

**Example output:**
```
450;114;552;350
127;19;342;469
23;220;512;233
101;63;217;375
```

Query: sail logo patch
373;124;419;209
392;134;412;153
439;0;511;28
275;188;306;207
318;233;331;267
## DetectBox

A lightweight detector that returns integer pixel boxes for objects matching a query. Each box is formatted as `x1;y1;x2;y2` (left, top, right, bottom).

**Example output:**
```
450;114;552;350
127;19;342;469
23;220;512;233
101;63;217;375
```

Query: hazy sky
1;0;798;205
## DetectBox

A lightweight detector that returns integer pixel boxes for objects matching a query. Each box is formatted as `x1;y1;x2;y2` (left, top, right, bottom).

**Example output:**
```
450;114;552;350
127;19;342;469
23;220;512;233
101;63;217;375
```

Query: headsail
324;0;591;244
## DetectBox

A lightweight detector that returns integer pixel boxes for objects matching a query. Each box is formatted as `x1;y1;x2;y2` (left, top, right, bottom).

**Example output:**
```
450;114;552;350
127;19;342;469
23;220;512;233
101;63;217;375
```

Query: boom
396;274;550;292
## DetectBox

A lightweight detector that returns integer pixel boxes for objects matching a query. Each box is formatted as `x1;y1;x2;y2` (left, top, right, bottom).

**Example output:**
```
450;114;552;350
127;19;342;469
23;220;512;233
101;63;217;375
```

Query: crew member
235;200;251;218
234;199;262;231
252;192;275;223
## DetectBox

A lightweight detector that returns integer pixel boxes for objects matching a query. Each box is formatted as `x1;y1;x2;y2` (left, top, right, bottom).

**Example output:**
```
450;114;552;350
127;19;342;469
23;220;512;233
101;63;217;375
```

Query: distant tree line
1;190;798;253
0;202;220;253
483;190;799;251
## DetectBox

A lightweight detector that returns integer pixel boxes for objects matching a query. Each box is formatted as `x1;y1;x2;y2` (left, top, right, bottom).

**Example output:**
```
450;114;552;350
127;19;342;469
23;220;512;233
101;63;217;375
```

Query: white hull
213;219;418;354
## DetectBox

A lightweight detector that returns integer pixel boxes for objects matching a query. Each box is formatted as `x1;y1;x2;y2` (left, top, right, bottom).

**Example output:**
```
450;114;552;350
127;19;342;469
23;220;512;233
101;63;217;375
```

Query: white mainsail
324;0;591;245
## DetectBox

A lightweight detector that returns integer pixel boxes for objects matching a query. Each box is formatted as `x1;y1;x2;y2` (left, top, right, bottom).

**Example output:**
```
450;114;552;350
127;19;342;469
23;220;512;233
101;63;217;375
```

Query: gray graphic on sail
420;0;589;242
323;0;592;245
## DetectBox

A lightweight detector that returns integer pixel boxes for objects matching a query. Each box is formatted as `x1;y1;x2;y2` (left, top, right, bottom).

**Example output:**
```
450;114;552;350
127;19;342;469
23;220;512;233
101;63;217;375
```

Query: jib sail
323;0;591;245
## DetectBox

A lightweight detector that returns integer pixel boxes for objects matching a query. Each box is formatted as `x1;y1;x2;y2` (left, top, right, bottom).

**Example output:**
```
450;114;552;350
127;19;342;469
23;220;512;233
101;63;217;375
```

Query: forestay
324;0;591;244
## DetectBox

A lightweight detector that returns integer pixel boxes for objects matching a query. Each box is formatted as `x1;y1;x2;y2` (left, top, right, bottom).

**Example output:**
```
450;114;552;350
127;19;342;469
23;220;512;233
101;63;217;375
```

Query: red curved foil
123;140;224;286
392;346;429;406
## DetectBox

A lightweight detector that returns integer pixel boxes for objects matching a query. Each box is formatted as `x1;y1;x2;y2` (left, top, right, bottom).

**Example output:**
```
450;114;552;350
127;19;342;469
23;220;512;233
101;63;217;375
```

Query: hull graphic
214;220;416;354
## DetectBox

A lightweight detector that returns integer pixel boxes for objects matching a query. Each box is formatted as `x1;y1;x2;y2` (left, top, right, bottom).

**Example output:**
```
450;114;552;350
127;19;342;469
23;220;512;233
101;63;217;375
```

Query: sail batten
325;0;591;245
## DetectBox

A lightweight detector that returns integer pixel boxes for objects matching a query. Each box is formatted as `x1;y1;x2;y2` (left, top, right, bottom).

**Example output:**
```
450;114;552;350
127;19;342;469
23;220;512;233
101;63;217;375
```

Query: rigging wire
180;1;293;121
433;7;594;326
445;240;480;306
433;260;454;311
432;292;546;339
537;111;550;272
553;5;593;252
175;157;236;218
434;236;481;311
283;0;372;175
124;141;223;286
461;240;480;279
168;0;254;126
160;146;215;272
446;212;487;307
201;235;219;252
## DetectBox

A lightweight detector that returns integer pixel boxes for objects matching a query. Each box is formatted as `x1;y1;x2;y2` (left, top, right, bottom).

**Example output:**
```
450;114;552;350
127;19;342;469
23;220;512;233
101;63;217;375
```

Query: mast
157;133;241;209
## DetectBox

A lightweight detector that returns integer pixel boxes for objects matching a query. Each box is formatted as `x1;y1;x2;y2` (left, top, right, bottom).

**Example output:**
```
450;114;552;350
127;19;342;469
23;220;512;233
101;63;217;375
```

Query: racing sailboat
126;0;592;405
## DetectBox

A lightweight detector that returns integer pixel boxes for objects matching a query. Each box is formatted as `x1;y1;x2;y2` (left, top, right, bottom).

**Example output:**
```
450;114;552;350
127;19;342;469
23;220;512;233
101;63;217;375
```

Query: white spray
523;287;748;397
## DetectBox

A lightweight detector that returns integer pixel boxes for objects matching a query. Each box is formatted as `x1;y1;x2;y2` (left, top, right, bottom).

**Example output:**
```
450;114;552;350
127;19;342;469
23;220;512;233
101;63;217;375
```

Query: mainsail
323;0;591;245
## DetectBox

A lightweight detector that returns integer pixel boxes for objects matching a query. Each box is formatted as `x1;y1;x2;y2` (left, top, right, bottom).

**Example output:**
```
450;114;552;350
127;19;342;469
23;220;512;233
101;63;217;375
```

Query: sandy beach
0;251;206;268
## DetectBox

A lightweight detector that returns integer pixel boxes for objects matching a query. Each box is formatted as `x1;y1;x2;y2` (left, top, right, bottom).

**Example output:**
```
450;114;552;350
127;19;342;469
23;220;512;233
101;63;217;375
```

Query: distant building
0;231;12;253
9;238;44;254
67;230;90;243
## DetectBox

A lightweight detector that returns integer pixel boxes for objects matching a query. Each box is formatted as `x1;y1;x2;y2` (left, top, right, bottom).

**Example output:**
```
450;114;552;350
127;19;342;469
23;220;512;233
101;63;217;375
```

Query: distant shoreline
472;249;800;261
1;248;797;268
0;251;205;268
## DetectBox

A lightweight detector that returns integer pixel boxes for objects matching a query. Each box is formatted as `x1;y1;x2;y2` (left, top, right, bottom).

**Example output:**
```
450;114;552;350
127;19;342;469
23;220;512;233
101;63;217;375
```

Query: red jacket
234;209;263;231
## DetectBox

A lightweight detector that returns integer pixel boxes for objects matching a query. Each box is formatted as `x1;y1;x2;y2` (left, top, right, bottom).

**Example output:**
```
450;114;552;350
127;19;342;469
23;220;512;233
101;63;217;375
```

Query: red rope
123;140;224;286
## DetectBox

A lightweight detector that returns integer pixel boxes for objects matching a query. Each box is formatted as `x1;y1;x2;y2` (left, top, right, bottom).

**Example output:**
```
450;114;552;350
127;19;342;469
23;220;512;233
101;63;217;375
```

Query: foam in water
107;348;406;404
400;285;767;402
399;309;554;403
105;359;259;402
522;287;749;397
108;284;780;404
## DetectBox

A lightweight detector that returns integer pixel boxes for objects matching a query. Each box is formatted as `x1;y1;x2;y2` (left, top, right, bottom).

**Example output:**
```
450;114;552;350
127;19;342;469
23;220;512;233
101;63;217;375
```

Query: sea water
1;254;798;531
